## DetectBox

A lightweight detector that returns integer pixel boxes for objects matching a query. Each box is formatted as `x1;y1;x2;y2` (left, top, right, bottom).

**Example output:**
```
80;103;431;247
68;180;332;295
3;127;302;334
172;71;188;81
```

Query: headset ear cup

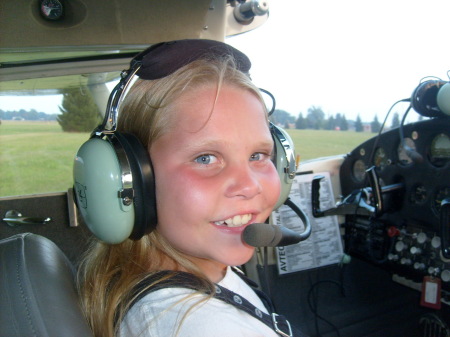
411;80;448;117
74;137;136;244
437;82;450;116
270;123;296;209
73;133;157;244
113;132;157;240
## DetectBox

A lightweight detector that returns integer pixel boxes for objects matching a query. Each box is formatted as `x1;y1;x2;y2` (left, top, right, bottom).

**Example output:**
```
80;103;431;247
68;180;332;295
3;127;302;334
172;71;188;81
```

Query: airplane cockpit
1;1;449;336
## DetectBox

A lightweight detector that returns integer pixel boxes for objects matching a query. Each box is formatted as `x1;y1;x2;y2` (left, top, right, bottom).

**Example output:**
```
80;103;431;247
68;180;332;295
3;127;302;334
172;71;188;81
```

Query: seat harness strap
128;270;306;337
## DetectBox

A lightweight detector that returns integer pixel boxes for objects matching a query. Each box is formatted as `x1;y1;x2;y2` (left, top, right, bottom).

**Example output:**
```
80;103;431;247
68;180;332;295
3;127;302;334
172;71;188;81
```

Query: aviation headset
411;78;450;118
73;39;296;244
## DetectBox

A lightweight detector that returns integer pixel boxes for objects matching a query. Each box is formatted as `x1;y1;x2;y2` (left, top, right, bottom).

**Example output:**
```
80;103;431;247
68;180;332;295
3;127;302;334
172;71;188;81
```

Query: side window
0;84;107;198
1;82;376;198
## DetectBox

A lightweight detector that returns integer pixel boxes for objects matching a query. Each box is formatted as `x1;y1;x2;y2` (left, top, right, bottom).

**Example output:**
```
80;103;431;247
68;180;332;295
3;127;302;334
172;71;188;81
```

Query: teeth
215;214;251;227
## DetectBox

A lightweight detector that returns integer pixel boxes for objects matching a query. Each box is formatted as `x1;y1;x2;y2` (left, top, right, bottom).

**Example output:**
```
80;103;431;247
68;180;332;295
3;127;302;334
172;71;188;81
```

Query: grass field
0;121;89;197
0;120;374;197
286;129;372;162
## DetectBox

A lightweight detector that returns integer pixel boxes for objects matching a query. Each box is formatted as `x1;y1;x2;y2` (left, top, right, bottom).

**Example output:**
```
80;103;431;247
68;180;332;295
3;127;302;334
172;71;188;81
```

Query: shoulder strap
127;270;306;337
212;282;297;337
230;266;277;313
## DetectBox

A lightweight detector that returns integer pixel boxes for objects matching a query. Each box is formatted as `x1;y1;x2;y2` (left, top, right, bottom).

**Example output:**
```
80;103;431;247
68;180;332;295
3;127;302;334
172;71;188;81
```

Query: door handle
3;210;51;227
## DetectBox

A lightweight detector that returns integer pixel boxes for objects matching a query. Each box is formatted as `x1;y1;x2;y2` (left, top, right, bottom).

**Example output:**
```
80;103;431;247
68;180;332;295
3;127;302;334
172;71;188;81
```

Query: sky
226;0;450;123
1;0;449;123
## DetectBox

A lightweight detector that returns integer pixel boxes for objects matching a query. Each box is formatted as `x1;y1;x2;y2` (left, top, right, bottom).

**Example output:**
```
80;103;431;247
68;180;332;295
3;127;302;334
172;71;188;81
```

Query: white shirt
119;267;278;337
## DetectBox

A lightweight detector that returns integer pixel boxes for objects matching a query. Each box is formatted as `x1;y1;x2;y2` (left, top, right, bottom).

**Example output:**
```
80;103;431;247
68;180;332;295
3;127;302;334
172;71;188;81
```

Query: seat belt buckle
272;313;293;337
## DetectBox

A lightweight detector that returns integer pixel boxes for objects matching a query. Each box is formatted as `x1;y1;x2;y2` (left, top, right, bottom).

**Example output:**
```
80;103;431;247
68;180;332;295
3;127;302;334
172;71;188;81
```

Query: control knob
395;240;406;252
416;232;427;244
441;270;450;282
431;236;441;249
410;246;422;255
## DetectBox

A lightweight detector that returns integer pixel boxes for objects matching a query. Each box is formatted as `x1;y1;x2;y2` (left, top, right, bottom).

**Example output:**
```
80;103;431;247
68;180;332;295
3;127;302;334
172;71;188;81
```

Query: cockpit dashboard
339;116;450;293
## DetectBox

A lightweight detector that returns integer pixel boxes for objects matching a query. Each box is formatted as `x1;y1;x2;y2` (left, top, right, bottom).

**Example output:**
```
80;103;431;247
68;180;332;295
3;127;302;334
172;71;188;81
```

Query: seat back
0;233;93;337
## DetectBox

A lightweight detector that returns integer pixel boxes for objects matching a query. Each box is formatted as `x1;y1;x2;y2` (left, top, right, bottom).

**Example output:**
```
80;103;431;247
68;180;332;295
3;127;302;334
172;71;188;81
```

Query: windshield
1;0;449;198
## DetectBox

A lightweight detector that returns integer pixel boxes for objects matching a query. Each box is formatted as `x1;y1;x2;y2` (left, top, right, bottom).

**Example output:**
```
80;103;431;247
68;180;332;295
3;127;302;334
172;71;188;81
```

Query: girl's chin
220;247;255;267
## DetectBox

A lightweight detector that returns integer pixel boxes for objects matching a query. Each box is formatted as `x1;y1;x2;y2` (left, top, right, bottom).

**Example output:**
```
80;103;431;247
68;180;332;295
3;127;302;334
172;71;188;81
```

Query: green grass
0;120;62;135
0;121;89;197
0;121;375;197
286;129;373;161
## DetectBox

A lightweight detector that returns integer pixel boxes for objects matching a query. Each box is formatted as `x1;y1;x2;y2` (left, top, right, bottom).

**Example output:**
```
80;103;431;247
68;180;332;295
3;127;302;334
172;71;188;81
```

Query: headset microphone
242;198;311;247
243;223;305;247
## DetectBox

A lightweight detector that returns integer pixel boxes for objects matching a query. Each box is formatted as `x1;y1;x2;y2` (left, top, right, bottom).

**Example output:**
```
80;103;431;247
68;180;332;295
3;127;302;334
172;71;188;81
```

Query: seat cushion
0;233;93;337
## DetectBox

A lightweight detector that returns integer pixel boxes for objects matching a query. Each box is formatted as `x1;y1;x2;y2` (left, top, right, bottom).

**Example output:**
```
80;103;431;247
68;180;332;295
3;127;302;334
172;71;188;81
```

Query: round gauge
374;147;388;170
410;185;428;205
352;159;366;182
430;133;450;167
40;0;64;21
397;137;416;165
433;186;450;216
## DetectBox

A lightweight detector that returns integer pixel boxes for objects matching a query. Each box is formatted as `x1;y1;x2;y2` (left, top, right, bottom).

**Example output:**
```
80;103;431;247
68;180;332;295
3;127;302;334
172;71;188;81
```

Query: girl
77;39;299;337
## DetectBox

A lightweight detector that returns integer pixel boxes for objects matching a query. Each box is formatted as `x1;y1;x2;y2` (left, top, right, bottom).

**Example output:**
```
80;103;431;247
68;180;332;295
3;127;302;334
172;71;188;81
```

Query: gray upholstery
0;233;93;337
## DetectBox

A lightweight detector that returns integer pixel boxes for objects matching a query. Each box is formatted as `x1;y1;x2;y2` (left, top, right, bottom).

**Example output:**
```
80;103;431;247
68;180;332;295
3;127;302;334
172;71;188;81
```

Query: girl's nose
224;164;262;199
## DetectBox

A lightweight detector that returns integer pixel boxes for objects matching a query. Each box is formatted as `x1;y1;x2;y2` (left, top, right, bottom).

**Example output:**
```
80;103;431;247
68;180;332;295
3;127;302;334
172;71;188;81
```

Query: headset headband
94;39;252;136
136;40;251;80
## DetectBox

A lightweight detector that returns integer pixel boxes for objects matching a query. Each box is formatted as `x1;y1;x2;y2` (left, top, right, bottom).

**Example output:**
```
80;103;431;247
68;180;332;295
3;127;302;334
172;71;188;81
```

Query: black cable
260;88;276;116
284;197;312;241
262;246;273;300
307;279;344;337
256;197;310;316
351;98;410;218
398;104;412;150
310;273;321;336
367;98;410;175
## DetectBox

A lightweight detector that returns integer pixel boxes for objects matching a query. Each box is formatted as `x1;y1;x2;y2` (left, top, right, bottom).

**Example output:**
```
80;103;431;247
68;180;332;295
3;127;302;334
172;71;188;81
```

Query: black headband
133;39;252;80
96;39;255;135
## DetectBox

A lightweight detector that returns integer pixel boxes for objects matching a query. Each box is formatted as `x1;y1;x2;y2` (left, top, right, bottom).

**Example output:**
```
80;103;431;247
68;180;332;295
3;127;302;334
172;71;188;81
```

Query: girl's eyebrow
182;138;274;152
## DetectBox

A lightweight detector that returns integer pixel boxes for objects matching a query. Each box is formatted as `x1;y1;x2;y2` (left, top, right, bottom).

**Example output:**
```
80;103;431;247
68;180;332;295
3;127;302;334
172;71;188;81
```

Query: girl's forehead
171;83;264;123
159;84;268;140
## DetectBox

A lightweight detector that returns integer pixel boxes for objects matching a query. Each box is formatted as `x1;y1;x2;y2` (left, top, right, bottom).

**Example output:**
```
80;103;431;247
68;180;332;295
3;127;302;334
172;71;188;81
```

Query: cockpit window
0;79;114;198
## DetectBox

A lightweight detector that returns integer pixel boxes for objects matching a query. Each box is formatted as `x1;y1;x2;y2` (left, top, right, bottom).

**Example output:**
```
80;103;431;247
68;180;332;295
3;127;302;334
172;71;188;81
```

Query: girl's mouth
213;214;252;227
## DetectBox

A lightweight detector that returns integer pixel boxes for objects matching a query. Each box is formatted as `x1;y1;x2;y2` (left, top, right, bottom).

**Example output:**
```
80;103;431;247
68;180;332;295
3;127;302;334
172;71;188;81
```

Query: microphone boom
243;223;308;247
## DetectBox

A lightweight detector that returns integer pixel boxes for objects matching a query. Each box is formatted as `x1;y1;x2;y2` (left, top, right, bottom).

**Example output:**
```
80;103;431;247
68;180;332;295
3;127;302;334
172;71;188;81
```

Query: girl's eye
250;152;270;162
194;154;217;165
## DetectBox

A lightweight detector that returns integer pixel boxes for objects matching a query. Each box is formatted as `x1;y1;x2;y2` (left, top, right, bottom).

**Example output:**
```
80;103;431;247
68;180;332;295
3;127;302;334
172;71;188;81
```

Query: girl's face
150;84;281;281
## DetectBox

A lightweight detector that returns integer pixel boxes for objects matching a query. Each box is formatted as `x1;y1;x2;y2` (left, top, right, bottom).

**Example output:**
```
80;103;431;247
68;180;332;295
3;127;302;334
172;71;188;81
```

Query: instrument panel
342;117;450;227
339;117;450;290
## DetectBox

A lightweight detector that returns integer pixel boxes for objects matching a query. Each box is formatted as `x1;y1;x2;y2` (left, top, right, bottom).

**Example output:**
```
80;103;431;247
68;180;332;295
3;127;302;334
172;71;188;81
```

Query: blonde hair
77;55;267;337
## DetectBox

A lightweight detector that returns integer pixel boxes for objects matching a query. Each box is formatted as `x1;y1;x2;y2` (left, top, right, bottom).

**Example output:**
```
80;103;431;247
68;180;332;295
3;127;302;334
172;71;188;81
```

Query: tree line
2;87;403;133
269;106;401;133
0;109;57;121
